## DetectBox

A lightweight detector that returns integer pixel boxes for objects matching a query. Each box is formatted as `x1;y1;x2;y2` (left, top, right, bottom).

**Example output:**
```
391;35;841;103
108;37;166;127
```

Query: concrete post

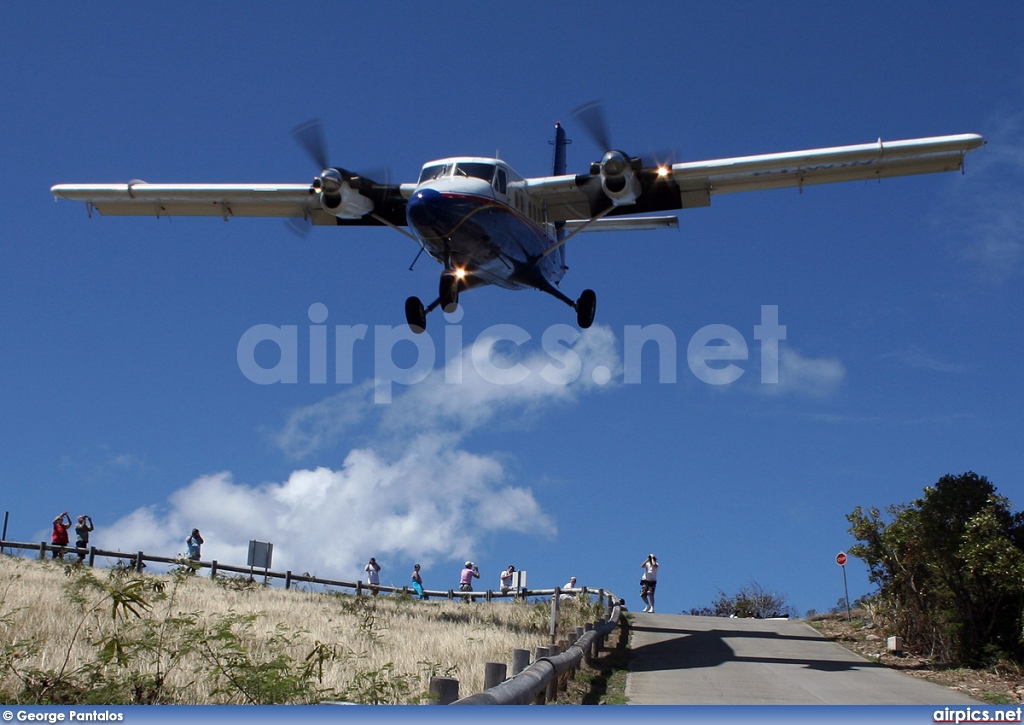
429;676;459;705
546;644;561;702
533;646;551;704
511;648;530;675
483;662;507;689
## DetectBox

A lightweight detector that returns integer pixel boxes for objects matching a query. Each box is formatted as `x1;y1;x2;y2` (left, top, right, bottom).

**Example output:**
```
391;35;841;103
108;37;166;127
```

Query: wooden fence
0;538;619;625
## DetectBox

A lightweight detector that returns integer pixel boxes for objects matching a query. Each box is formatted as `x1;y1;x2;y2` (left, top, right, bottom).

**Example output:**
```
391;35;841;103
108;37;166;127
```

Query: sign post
836;551;851;622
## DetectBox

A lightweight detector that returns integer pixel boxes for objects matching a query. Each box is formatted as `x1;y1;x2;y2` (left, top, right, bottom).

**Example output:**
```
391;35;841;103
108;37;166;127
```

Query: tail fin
552;121;569;176
550;123;570;268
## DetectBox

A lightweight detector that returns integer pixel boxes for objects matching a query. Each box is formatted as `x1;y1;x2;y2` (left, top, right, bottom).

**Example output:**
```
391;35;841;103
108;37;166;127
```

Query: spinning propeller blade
292;118;329;172
572;99;613;154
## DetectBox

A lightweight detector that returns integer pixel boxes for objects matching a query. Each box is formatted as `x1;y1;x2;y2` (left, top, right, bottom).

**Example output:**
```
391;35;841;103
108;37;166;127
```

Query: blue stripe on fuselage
406;188;564;291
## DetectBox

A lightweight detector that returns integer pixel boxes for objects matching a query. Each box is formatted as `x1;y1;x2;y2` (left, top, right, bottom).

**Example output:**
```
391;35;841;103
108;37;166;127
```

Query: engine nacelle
319;179;375;219
599;150;641;206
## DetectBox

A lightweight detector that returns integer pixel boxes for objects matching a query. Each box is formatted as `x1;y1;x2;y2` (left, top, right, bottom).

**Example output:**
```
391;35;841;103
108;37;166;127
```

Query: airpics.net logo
236;303;787;403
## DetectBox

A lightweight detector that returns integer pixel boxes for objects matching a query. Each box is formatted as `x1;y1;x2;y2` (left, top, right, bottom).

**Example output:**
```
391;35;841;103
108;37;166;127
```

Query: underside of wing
669;134;986;205
50;181;410;227
528;133;985;222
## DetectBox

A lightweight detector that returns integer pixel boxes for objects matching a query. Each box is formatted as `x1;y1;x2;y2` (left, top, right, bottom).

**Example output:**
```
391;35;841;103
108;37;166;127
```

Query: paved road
625;613;980;704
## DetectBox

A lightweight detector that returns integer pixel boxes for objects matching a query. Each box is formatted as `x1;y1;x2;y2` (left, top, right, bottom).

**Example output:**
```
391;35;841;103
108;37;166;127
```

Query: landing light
455;268;468;280
657;166;670;178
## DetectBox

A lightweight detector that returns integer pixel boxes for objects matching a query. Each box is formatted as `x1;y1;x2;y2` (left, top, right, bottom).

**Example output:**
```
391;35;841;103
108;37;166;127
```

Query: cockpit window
418;164;450;183
454;162;495;182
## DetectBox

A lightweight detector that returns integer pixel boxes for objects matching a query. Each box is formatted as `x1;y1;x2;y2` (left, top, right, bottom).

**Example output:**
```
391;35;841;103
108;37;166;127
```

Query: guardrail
446;604;623;705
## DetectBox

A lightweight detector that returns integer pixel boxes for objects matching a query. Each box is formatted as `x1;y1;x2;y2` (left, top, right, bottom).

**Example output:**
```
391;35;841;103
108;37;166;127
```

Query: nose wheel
405;269;462;334
576;289;597;328
405;296;428;333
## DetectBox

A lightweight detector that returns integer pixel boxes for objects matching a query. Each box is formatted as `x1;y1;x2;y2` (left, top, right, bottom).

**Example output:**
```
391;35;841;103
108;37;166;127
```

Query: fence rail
0;538;618;609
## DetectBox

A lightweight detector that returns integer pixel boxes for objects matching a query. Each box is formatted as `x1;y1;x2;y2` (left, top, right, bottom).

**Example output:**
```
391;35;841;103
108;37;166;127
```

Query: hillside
0;554;605;704
809;611;1024;704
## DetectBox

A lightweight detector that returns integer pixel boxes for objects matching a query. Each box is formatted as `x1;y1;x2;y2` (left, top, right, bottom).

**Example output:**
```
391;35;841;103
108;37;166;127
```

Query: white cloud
763;347;846;397
101;325;623;585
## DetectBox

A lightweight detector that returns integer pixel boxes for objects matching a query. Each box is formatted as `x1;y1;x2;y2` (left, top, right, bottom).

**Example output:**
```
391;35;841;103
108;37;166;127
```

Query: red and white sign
836;552;848;566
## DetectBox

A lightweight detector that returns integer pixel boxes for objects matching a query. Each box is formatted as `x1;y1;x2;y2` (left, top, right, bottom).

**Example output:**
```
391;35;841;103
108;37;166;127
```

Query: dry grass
0;554;604;704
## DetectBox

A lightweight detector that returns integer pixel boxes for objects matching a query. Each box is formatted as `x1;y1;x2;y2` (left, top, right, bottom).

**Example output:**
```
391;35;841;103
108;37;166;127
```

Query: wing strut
539;205;615;260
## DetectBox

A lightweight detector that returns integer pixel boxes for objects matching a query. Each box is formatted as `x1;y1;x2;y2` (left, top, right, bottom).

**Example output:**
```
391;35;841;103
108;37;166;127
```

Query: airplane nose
406;187;445;227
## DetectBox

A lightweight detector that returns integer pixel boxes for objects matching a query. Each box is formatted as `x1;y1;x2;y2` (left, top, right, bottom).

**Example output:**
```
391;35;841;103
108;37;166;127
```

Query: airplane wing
530;133;985;222
50;180;412;227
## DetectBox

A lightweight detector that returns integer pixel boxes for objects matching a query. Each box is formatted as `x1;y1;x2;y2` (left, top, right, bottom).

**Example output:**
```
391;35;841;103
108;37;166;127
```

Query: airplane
51;110;984;333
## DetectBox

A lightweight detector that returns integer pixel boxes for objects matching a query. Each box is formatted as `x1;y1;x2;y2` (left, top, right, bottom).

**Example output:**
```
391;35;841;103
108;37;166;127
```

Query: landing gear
404;273;596;334
405;296;427;333
440;271;460;313
576;289;597;329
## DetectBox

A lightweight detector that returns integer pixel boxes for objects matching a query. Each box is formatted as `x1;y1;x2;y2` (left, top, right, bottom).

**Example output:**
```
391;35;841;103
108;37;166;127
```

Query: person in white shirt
365;557;381;596
640;554;658;613
500;564;516;593
560;576;578;600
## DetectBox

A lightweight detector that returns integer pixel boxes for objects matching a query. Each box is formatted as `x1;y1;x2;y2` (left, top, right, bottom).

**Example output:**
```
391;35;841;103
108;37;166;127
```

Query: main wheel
405;296;427;334
440;272;460;313
576;289;597;329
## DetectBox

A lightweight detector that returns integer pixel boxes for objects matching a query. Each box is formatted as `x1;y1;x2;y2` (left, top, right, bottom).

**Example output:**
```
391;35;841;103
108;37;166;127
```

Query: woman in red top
51;512;71;559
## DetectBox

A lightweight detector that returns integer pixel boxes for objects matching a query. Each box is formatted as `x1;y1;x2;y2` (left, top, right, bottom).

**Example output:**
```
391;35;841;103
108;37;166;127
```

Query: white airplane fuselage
405;157;566;294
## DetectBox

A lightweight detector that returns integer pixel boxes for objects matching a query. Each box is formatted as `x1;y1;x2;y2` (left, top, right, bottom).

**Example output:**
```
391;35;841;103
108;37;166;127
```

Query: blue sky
2;2;1022;618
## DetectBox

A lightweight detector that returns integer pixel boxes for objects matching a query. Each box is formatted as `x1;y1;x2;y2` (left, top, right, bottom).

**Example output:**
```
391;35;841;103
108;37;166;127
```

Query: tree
847;472;1024;665
689;581;796;619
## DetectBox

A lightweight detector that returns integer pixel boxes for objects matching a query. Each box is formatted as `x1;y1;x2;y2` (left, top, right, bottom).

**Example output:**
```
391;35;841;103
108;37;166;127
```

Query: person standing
187;528;204;561
640;554;659;613
51;512;71;559
459;561;480;592
411;563;427;599
365;557;381;595
74;515;94;561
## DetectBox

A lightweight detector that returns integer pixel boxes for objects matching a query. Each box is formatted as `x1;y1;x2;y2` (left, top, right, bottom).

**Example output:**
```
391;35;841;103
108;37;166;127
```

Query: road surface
625;613;980;704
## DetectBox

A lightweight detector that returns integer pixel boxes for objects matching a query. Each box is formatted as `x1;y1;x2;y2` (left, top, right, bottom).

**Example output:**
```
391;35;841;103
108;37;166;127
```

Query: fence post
549;587;561;644
210;560;218;578
483;662;506;689
511;648;530;675
285;571;292;590
545;644;560;702
135;551;144;572
88;546;96;567
533;647;551;704
39;542;47;560
429;676;459;705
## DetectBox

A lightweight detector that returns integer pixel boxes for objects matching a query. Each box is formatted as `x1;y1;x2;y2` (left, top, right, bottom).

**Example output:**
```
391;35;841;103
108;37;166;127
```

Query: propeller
292;118;330;172
572;99;613;155
571;99;676;170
